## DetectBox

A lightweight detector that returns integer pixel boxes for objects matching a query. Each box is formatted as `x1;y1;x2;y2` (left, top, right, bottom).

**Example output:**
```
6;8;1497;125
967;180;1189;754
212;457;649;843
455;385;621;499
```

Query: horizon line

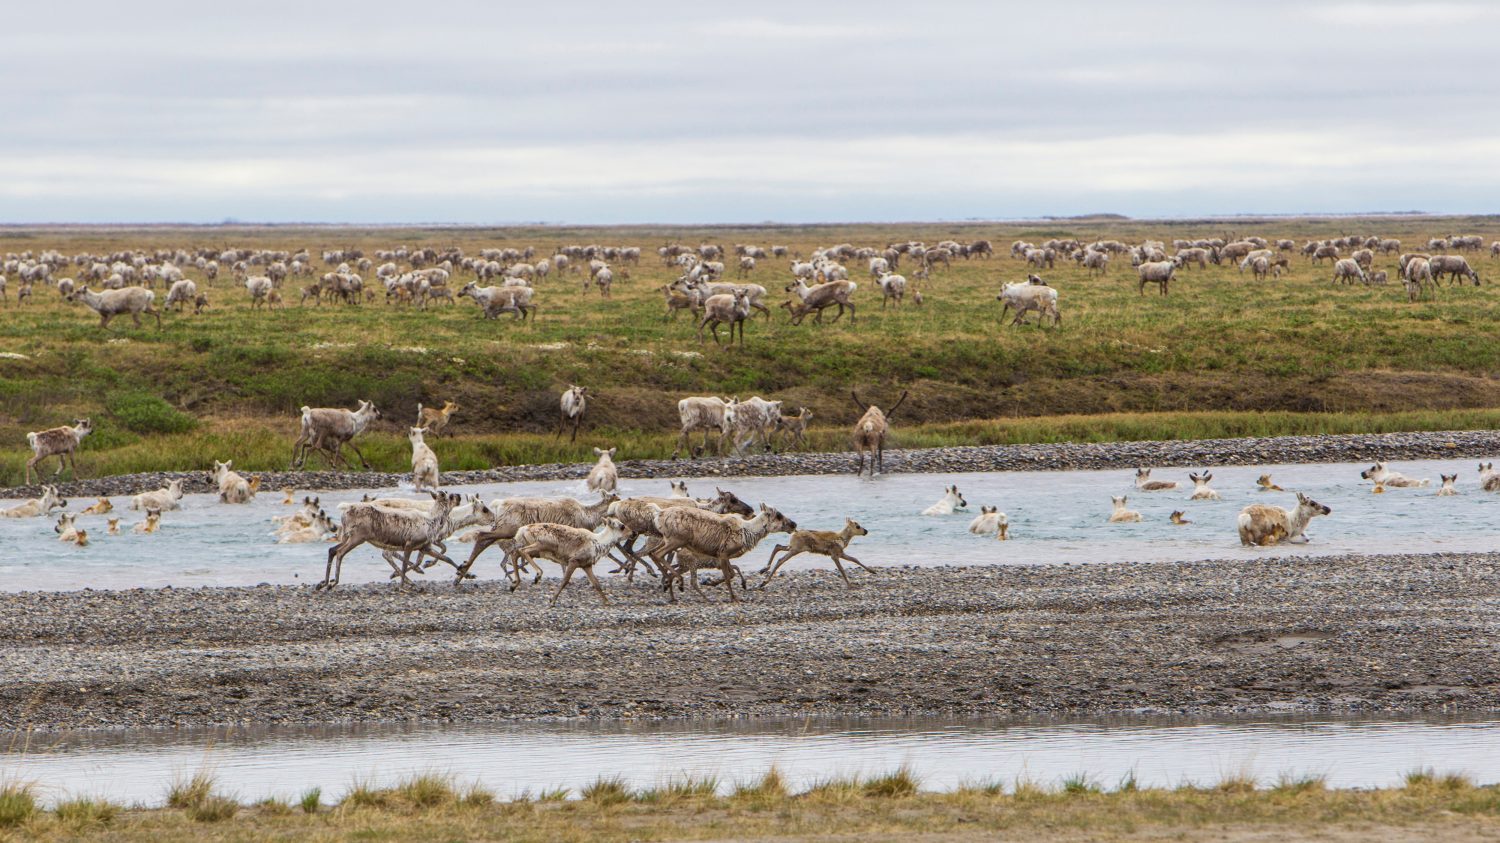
5;210;1498;231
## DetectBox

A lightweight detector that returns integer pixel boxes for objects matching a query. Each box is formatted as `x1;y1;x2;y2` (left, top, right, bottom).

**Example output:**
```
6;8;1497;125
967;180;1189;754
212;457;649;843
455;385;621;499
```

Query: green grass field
3;216;1499;483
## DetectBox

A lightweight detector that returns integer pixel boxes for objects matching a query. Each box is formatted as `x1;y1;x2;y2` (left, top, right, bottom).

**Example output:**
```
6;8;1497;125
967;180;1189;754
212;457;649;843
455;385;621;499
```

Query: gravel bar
5;428;1500;500
3;552;1500;731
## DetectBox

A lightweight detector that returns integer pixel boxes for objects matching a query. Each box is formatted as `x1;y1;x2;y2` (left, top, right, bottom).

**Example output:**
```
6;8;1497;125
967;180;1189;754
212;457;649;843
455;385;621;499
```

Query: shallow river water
4;714;1499;806
5;459;1498;805
1;458;1496;591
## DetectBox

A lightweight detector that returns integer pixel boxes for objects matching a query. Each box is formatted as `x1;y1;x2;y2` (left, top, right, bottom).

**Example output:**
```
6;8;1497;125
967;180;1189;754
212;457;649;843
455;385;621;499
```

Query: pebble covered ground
3;552;1498;731
5;428;1500;500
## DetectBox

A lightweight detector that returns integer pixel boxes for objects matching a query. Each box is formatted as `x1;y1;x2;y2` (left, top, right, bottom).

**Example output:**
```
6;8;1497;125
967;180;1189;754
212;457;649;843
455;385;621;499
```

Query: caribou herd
16;392;1467;606
5;378;1489;605
6;228;1500;602
10;385;917;602
2;231;1493;347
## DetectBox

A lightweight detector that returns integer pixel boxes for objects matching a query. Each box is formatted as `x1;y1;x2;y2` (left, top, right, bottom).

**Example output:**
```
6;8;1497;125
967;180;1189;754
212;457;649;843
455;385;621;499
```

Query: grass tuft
732;767;788;804
165;770;238;823
185;795;239;823
535;786;571;803
299;787;322;814
53;797;120;827
255;796;293;816
1404;768;1432;787
1402;767;1470;790
165;771;216;809
803;773;863;803
666;774;719;799
391;773;456;809
1216;771;1259;794
459;783;495;808
340;779;389;810
580;775;632;806
637;774;720;804
0;782;37;828
956;777;1006;797
1438;772;1475;791
1062;773;1101;795
1012;774;1048;801
633;785;667;804
1273;772;1327;795
863;766;920;798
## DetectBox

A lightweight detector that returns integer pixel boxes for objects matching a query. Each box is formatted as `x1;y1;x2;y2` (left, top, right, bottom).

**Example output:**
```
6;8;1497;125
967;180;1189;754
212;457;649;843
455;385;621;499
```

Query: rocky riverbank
3;552;1499;731
4;428;1500;500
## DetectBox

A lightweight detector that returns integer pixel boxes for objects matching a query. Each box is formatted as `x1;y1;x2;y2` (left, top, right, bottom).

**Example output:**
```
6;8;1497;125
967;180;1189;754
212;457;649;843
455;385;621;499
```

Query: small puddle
1218;630;1336;654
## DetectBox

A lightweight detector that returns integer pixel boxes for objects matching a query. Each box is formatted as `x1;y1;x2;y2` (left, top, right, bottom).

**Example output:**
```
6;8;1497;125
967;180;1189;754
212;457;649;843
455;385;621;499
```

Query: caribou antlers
887;390;909;419
851;389;908;415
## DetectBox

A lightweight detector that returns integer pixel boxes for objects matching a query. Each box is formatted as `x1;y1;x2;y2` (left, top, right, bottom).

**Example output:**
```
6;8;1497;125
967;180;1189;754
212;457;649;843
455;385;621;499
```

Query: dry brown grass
5;771;1500;842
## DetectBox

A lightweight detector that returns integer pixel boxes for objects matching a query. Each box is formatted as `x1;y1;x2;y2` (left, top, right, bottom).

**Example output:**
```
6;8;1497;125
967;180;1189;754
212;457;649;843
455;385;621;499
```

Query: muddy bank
6;428;1500;500
3;552;1499;731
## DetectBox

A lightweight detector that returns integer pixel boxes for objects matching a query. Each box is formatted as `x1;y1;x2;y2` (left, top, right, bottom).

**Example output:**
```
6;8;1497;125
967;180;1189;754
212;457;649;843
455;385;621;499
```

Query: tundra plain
3;217;1500;483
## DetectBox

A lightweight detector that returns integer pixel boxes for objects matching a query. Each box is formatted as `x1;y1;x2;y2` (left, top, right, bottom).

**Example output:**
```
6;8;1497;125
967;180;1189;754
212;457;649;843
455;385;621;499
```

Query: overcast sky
3;1;1497;224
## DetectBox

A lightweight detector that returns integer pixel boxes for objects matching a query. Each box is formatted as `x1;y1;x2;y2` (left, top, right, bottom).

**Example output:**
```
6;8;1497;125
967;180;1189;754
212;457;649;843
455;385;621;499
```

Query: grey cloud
2;0;1498;222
